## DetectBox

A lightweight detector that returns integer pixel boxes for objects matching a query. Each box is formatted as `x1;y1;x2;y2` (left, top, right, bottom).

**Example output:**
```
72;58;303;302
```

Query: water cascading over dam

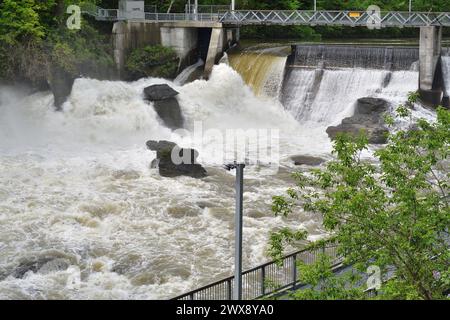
229;45;421;127
442;56;450;98
0;44;441;300
228;47;290;98
292;45;419;70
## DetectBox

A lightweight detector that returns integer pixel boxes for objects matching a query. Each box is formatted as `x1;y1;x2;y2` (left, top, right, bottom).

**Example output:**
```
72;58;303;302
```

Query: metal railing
218;10;450;27
173;243;340;300
144;13;220;22
83;7;450;27
185;5;232;14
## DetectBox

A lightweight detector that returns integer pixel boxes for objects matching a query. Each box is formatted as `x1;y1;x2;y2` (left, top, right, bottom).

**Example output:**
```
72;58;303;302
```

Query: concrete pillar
204;28;224;78
419;26;443;106
160;27;198;69
112;21;128;78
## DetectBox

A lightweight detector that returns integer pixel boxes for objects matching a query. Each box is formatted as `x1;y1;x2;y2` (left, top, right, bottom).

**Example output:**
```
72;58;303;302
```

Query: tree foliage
0;0;114;86
271;95;449;300
125;45;179;79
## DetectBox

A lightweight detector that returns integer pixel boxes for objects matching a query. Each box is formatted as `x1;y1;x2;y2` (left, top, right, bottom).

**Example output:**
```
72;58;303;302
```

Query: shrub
125;45;179;80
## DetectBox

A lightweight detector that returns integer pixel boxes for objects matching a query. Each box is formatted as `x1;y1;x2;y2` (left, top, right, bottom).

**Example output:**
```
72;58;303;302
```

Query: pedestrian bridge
85;6;450;28
90;2;449;107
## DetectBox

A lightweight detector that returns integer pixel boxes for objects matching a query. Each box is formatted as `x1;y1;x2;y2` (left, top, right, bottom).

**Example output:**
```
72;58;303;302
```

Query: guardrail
144;13;221;22
186;5;232;14
218;10;450;27
83;7;450;27
173;243;340;300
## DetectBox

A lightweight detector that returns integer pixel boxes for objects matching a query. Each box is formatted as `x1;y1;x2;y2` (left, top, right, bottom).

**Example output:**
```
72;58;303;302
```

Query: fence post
261;265;266;296
233;163;245;300
292;255;297;289
227;278;232;300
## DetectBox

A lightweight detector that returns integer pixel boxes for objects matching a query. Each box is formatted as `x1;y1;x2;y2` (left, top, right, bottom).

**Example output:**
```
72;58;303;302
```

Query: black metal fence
173;243;340;300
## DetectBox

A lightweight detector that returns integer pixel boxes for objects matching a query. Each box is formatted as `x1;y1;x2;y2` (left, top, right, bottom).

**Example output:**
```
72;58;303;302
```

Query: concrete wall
204;28;225;78
112;21;161;77
112;21;239;79
160;27;198;68
419;26;443;106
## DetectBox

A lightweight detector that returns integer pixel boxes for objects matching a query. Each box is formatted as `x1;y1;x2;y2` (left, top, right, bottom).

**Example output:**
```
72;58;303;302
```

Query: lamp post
225;162;245;300
231;0;235;11
314;0;317;11
409;0;412;12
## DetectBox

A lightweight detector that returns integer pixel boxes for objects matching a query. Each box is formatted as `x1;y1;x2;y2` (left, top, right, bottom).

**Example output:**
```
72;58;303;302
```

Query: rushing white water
0;49;437;299
228;48;289;98
283;68;419;126
442;56;450;97
0;64;328;300
174;59;204;86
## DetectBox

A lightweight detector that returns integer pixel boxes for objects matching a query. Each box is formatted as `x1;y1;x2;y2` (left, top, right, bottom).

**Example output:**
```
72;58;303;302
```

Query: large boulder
291;155;326;166
144;84;179;101
48;65;76;111
326;97;389;144
144;84;184;130
146;140;207;178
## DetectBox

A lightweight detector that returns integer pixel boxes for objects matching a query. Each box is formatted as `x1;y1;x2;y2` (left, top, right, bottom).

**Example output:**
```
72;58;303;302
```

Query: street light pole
225;162;245;300
314;0;317;11
231;0;235;11
409;0;412;12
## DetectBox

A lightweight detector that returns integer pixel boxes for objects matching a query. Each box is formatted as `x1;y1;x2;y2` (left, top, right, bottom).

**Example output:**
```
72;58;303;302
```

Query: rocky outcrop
48;65;75;111
291;155;326;166
144;84;179;101
146;140;207;178
326;97;389;144
144;84;184;130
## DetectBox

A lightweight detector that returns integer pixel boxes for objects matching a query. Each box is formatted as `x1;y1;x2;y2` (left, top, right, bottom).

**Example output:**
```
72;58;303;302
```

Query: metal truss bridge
84;6;450;28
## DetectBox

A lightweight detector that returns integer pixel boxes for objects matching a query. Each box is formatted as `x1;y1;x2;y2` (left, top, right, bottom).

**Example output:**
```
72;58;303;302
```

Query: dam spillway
0;43;444;300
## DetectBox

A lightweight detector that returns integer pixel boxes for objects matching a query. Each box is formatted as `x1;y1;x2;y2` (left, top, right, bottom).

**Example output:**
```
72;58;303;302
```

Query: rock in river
291;155;326;166
146;140;207;178
326;97;389;144
144;84;184;130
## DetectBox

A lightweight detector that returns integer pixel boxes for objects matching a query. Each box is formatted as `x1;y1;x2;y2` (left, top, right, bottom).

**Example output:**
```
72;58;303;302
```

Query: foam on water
282;68;420;126
0;64;327;299
0;53;435;299
442;56;450;97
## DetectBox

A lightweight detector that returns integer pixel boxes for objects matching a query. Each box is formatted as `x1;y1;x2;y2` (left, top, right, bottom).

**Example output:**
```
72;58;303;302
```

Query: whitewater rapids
0;60;433;299
0;64;328;299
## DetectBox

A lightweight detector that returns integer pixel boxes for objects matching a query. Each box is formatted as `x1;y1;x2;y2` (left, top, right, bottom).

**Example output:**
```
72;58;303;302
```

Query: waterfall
279;44;423;126
174;59;204;85
228;47;289;98
282;67;419;126
442;56;450;97
0;44;431;300
293;45;419;70
0;64;319;299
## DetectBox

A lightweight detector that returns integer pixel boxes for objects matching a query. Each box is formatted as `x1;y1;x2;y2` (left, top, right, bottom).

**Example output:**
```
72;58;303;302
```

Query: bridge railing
217;10;450;27
173;243;340;300
144;13;220;22
185;5;232;14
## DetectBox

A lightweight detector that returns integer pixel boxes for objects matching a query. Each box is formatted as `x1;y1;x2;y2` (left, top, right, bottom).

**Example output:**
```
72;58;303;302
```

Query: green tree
126;45;179;79
0;0;46;44
270;96;450;300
